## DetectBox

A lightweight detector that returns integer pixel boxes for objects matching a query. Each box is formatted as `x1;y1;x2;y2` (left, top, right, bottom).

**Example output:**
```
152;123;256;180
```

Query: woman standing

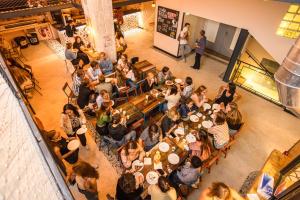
61;104;86;136
73;162;99;200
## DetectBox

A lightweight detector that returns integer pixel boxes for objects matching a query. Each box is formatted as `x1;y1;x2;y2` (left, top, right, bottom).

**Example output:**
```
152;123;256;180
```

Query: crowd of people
40;23;245;200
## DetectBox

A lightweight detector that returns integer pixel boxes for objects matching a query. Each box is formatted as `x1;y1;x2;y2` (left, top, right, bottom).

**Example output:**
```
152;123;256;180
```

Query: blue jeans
126;79;137;89
179;44;191;60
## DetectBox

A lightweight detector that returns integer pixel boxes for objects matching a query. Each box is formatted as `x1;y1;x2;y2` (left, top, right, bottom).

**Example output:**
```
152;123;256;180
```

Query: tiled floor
24;29;299;200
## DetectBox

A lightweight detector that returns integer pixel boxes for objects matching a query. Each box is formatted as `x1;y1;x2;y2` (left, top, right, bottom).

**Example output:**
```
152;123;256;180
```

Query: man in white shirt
86;61;102;82
178;23;191;62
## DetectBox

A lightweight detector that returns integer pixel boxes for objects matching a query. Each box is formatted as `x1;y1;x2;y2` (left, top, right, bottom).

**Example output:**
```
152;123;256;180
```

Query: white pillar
81;0;116;61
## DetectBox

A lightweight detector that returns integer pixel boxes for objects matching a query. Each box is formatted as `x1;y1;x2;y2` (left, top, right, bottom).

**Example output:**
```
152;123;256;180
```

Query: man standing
178;23;191;62
192;30;206;70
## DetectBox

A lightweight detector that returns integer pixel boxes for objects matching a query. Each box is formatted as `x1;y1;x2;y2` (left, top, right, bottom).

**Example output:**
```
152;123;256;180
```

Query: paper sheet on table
144;157;152;165
154;162;163;170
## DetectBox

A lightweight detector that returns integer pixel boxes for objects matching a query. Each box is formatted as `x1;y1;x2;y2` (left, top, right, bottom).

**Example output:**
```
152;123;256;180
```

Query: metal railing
0;54;74;200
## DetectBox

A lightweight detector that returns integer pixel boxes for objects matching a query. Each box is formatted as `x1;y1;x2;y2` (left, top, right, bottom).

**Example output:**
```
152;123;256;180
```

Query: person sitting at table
208;111;230;149
77;79;94;109
225;102;243;135
161;108;180;137
123;64;137;88
138;123;162;151
98;52;114;75
198;182;244;200
96;89;111;108
164;85;181;111
86;61;103;82
188;131;212;162
65;42;90;67
72;69;84;96
120;140;145;169
142;72;158;93
65;20;77;38
179;98;197;121
115;173;143;200
215;82;239;108
72;161;99;200
116;31;127;59
61;103;86;136
117;53;129;71
96;102;112;136
182;76;194;98
108;113;136;146
157;66;173;85
72;37;90;65
95;75;113;95
191;85;208;108
148;176;177;200
169;156;203;188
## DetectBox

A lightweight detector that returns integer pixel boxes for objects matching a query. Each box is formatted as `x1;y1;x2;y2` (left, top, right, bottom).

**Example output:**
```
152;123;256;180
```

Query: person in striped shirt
208;110;229;149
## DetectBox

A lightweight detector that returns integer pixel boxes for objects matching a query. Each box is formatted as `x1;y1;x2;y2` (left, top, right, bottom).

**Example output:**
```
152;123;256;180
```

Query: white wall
154;0;294;63
0;74;63;200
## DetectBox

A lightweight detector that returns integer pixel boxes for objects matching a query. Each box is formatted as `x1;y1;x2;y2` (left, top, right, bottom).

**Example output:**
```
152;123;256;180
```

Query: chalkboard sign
157;6;179;39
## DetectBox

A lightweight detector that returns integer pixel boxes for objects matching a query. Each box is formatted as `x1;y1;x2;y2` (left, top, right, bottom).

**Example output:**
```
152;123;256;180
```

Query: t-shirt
87;67;102;81
179;27;189;45
140;127;160;147
176;165;201;185
165;93;181;110
148;185;177;200
108;124;127;141
182;84;193;98
208;122;230;147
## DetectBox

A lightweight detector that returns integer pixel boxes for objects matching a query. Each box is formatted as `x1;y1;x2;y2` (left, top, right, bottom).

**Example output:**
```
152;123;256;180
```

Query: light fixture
151;1;156;8
276;4;300;39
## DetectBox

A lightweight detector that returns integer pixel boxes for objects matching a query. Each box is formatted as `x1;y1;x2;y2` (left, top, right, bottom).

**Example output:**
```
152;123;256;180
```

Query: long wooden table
130;93;165;115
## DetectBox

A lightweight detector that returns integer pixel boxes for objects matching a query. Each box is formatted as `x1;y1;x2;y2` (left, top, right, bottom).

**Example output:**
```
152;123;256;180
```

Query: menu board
157;6;180;39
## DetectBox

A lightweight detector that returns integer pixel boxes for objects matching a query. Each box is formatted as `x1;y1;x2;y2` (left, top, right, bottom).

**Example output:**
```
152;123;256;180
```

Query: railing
245;49;274;77
0;53;74;199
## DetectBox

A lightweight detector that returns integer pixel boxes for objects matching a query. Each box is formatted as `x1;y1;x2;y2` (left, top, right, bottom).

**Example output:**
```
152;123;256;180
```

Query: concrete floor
24;29;299;200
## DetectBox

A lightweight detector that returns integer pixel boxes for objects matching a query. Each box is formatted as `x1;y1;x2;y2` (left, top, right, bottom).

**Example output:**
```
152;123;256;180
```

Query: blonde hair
167;108;179;121
226;102;242;126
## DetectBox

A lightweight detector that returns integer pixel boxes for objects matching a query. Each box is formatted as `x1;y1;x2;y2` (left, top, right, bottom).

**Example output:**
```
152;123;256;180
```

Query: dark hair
74;36;82;43
185;98;193;105
66;42;72;49
90;61;99;68
185;23;190;27
124;140;138;156
215;111;226;125
228;82;236;94
121;54;128;61
73;161;99;179
191;156;202;168
169;85;178;95
162;66;169;73
112;113;121;124
118;173;136;194
199;134;212;158
200;30;205;36
185;77;193;86
158;176;170;193
208;182;231;200
63;104;79;117
99;75;105;83
149;124;159;142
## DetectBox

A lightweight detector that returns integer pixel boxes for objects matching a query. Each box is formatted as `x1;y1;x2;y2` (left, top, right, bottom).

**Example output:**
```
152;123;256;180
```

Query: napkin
154;162;163;170
144;157;152;165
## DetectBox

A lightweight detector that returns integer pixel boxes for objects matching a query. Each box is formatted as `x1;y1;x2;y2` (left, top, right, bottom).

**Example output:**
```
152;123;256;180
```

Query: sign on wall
157;6;179;39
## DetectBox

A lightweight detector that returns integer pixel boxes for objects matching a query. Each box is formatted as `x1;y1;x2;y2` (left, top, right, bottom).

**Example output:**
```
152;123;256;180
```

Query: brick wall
0;74;64;200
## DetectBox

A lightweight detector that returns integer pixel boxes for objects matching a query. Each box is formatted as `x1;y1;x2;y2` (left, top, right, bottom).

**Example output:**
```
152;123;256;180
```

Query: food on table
158;142;170;152
190;115;200;122
132;160;144;171
165;80;174;86
203;103;211;111
146;171;159;184
153;151;161;164
186;133;197;143
168;153;180;165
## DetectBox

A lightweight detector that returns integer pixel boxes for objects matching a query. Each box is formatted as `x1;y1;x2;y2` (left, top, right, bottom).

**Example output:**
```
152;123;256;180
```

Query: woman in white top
165;85;181;110
117;53;129;71
60;104;86;136
208;111;229;149
72;162;99;200
148;176;177;200
191;85;208;108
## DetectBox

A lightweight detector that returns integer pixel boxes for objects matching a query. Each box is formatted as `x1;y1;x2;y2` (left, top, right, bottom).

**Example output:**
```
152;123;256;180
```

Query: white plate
203;103;211;111
134;171;145;184
212;103;220;110
67;139;80;150
165;80;174;86
202;120;213;129
174;78;182;84
196;112;203;118
132;160;144;171
159;142;170;152
186;134;196;143
146;171;159;185
168;153;180;165
190;115;199;122
174;127;185;136
76;127;87;135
